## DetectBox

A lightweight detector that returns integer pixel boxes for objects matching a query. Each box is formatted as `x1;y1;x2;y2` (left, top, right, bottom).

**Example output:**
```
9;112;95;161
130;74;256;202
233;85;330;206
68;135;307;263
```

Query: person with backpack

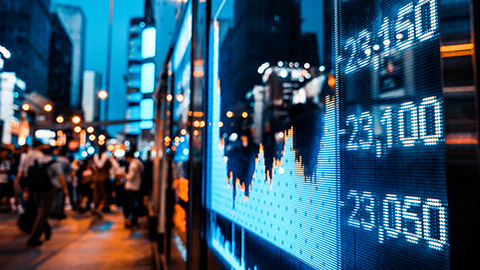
25;145;68;246
15;141;42;235
92;145;112;217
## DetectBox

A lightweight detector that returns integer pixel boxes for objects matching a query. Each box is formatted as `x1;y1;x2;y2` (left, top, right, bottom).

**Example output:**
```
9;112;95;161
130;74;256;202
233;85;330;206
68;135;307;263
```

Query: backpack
27;160;55;192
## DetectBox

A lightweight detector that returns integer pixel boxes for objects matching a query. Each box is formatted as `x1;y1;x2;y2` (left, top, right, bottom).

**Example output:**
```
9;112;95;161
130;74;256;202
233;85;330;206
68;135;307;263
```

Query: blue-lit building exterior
149;0;480;269
125;17;144;137
125;16;156;150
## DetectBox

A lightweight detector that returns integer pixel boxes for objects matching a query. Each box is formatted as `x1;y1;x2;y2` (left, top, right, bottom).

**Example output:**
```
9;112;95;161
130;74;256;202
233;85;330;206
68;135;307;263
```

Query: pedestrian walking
117;150;144;228
92;145;112;217
52;147;75;218
25;145;69;246
77;158;94;212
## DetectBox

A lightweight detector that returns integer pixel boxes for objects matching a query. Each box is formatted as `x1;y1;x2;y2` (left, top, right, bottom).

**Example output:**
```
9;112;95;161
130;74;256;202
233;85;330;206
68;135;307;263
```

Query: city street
0;209;152;270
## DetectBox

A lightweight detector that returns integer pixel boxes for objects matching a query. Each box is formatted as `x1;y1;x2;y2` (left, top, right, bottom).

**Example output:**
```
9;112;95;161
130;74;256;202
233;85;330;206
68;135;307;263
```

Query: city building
48;13;73;117
125;17;144;138
82;71;101;123
0;0;52;95
0;72;20;144
125;15;157;150
52;4;86;109
0;71;51;145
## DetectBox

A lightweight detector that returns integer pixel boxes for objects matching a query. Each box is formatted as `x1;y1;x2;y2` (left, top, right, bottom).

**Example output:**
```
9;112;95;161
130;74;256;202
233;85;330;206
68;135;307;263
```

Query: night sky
53;0;144;136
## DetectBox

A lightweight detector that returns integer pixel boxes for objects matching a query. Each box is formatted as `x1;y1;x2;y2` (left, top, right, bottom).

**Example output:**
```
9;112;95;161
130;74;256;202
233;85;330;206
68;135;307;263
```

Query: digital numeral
346;191;448;251
345;96;443;154
343;0;438;73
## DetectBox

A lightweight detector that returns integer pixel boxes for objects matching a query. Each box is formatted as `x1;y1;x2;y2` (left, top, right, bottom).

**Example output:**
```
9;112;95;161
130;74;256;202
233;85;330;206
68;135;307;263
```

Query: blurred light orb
72;116;81;124
44;104;53;112
87;146;95;155
56;116;64;123
98;90;108;99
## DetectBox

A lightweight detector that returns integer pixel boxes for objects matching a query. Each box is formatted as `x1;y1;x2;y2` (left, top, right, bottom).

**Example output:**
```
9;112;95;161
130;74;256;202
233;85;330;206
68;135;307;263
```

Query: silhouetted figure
92;145;111;218
25;144;69;246
118;150;144;228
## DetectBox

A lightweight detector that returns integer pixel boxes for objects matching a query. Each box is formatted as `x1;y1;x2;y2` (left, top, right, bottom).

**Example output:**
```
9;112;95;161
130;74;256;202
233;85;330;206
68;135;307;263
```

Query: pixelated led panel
209;96;339;270
336;0;448;268
206;0;448;268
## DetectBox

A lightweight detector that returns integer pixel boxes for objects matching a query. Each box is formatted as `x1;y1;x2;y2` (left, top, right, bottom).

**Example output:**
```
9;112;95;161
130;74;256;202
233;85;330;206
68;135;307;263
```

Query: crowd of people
0;141;153;247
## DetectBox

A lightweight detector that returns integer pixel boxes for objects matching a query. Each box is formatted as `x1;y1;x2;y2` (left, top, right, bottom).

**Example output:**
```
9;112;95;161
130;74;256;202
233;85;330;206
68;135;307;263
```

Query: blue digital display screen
206;0;448;269
337;0;447;268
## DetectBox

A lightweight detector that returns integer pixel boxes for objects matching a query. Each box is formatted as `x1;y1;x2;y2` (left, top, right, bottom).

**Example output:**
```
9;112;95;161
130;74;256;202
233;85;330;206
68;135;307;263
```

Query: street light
176;94;184;102
89;134;96;141
74;126;82;133
98;90;108;99
72;116;81;125
44;104;53;112
87;126;94;133
56;116;64;124
98;134;106;141
22;104;30;111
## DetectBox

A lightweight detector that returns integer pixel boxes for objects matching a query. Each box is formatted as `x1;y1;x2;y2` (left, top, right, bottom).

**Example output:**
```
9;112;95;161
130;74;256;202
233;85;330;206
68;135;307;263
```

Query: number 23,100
342;0;438;74
345;190;448;251
345;96;443;155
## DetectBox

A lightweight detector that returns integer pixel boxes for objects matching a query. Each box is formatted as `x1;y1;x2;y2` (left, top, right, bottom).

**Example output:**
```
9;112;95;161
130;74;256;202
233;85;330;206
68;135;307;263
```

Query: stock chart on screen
206;0;448;269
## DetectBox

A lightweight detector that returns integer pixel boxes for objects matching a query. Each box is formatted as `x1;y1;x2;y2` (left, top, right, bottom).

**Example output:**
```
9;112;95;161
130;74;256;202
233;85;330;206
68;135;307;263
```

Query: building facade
48;13;73;117
82;71;101;123
52;4;86;109
125;17;144;138
0;0;52;95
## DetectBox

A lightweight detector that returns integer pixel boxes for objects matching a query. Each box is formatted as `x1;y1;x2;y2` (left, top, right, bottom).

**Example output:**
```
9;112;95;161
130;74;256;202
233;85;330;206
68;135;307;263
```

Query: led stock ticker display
206;0;448;269
337;0;447;268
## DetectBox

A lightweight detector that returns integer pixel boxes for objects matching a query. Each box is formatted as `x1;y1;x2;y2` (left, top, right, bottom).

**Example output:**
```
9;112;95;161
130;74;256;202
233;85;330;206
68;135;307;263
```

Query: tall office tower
82;71;102;123
48;14;73;116
52;4;86;109
0;0;52;95
125;17;144;137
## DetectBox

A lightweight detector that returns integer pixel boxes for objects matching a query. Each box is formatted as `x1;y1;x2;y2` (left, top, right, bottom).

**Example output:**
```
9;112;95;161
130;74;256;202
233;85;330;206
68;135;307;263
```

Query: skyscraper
0;0;52;95
82;71;101;123
48;13;73;117
52;4;86;109
125;17;144;136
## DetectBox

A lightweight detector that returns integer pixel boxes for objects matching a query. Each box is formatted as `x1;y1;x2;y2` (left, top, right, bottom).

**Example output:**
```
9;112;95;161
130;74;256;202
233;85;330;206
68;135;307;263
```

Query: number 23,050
345;190;448;251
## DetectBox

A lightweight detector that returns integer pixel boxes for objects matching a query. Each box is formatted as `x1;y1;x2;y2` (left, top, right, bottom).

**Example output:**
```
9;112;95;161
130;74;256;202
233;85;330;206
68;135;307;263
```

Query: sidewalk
0;209;152;270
